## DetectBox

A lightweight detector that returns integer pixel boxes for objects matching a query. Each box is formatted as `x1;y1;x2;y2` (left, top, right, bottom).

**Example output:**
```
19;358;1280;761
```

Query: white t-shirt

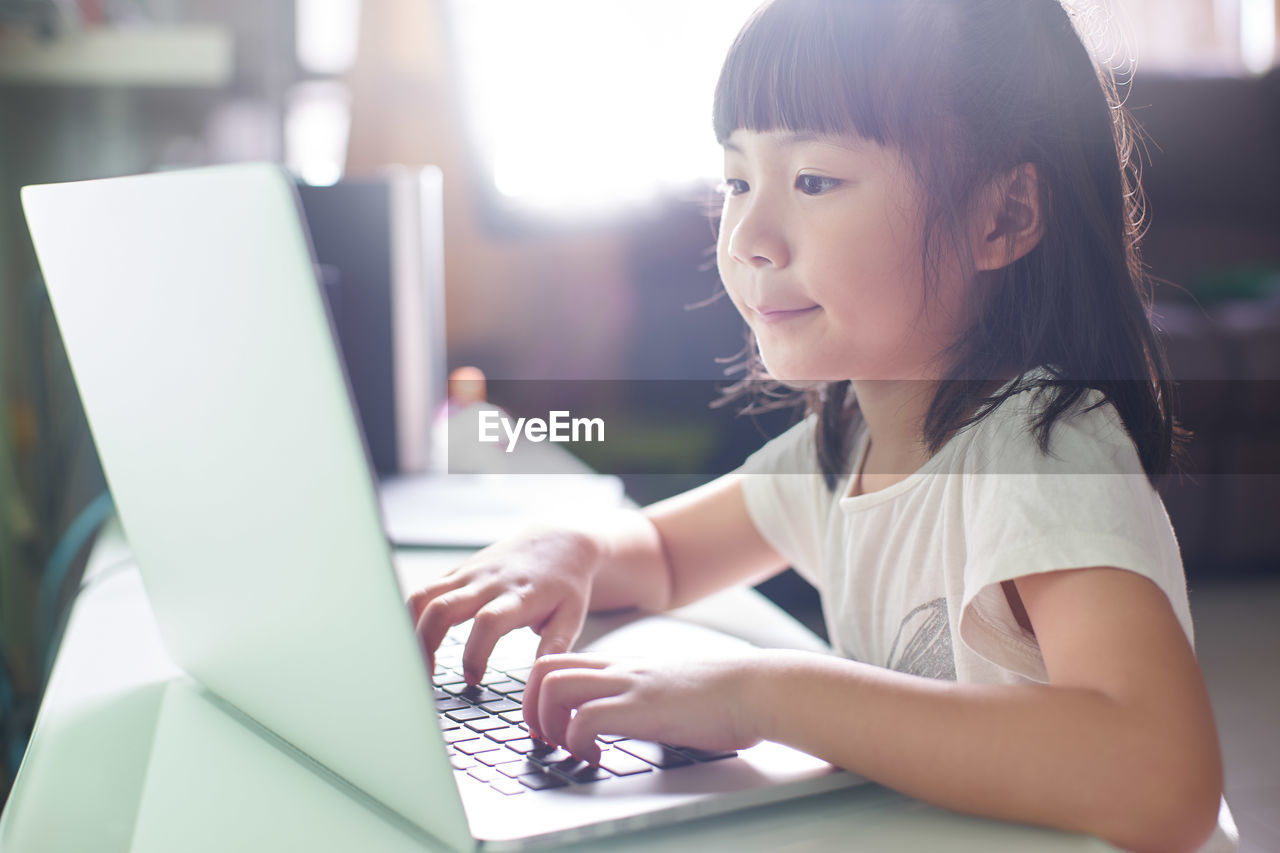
736;382;1239;850
736;383;1193;684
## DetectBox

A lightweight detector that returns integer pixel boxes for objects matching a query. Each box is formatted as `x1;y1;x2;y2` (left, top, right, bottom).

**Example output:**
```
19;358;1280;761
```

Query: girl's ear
973;163;1043;272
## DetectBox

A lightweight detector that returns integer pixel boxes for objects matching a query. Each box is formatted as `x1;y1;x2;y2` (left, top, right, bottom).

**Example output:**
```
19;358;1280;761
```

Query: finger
537;667;628;753
462;592;537;684
534;597;587;659
537;670;631;756
522;653;609;742
564;696;641;764
407;573;470;624
415;586;497;668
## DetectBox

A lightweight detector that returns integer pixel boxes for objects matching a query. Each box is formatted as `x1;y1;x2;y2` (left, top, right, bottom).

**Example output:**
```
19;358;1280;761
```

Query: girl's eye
796;174;841;195
716;178;749;197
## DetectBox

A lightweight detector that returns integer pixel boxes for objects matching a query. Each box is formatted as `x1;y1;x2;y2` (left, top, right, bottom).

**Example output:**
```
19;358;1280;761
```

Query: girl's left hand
522;653;768;764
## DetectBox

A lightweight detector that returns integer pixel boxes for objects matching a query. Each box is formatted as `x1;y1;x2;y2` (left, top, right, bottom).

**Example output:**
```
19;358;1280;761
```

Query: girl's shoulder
736;412;823;477
956;374;1144;479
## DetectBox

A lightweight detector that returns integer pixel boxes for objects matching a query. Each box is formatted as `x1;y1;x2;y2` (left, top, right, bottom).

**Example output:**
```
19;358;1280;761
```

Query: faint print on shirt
886;597;956;681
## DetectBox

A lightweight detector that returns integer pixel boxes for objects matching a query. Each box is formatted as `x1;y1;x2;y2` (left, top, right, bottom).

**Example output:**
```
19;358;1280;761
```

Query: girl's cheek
722;288;750;322
716;248;745;313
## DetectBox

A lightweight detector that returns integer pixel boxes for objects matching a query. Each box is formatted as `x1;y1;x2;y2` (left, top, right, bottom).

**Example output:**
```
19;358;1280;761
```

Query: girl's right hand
407;527;604;684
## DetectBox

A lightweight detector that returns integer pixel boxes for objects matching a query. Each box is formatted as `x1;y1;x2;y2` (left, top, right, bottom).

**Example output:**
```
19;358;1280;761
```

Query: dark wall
1131;71;1280;579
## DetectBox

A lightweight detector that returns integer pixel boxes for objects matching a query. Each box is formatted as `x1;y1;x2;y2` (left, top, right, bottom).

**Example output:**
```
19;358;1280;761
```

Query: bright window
448;0;760;217
1105;0;1277;74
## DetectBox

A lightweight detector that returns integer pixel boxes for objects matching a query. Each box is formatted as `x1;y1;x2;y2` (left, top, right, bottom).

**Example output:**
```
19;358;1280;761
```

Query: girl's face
717;129;969;382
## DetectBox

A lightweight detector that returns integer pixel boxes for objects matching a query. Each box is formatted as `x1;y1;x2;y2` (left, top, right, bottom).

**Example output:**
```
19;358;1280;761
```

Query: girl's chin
758;345;937;384
757;359;850;384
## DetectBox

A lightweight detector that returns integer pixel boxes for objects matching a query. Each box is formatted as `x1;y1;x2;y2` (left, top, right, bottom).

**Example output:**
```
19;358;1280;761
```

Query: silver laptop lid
22;164;471;852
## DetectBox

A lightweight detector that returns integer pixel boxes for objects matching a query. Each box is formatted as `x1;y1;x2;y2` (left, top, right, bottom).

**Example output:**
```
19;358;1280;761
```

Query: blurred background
0;0;1278;839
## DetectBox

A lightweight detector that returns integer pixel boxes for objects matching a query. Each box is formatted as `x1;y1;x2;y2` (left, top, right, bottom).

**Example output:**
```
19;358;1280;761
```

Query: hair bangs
713;0;896;146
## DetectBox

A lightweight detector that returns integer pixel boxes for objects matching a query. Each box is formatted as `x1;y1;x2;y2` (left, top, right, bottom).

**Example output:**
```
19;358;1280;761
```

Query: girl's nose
727;201;789;269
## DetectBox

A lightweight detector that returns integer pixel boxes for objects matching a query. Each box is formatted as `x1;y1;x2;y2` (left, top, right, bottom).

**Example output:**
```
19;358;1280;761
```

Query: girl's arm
411;474;788;679
590;474;790;613
528;566;1223;853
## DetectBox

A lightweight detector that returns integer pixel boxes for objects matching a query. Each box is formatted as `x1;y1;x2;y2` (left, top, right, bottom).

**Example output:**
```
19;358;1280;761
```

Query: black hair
712;0;1183;487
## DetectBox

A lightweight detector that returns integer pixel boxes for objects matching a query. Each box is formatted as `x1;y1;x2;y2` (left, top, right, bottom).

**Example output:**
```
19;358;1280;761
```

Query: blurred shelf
0;24;233;87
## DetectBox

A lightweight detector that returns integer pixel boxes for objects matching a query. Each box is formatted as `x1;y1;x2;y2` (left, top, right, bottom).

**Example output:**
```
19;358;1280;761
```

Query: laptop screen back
23;164;471;852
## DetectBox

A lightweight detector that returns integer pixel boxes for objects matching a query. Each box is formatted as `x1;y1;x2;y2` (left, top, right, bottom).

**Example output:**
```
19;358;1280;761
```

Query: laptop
22;163;864;851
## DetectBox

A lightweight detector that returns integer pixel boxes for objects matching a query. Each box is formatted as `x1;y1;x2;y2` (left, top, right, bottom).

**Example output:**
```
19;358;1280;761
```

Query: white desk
0;516;1113;852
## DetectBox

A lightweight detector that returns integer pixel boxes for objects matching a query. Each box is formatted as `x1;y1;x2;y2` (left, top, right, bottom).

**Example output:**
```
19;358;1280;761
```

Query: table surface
0;514;1113;852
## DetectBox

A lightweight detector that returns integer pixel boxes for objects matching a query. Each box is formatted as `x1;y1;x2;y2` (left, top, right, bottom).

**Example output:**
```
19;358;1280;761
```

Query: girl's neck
847;374;1020;497
848;380;936;497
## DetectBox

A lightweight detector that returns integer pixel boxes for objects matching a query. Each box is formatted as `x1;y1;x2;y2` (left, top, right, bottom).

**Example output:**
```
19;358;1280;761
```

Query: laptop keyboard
434;626;737;796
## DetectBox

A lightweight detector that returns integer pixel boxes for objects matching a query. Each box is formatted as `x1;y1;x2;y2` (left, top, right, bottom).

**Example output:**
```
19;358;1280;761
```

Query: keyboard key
439;682;468;695
455;739;502;756
444;729;480;744
549;758;612;784
615;741;693;769
450;756;476;771
505;667;532;683
497;759;546;779
675;746;739;762
465;717;508;733
475;749;525;767
526;744;574;765
597;750;654;777
568;764;613;784
446;707;487;723
498;710;524;725
479;698;522;714
457;686;505;705
517;770;569;791
484;726;528;743
467;765;500;782
435;698;470;713
489;777;527;796
486;680;525;695
597;733;627;743
504;738;539;754
507;691;525;703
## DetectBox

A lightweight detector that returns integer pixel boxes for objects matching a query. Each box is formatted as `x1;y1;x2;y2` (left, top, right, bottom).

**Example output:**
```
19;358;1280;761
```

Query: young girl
411;1;1228;849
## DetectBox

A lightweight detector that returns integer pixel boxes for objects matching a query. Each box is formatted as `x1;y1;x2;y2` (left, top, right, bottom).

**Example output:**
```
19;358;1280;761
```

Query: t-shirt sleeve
733;415;832;588
957;394;1194;683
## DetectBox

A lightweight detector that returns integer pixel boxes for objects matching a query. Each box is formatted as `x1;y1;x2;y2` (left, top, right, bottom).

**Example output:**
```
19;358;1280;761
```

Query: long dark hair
712;0;1183;488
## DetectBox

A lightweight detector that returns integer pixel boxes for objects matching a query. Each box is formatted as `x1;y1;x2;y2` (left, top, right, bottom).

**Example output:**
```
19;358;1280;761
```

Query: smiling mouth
752;305;821;325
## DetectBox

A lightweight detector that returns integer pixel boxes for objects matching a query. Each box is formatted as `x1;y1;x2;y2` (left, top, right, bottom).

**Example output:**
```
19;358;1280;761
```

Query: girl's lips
752;305;821;325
